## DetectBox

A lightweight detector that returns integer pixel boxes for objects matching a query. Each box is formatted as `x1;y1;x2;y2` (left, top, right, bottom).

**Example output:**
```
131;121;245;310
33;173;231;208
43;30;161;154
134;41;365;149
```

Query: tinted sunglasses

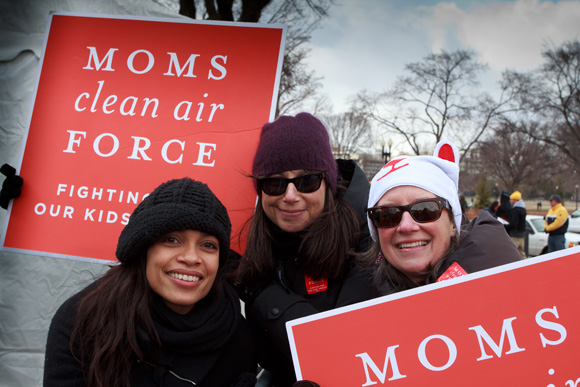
367;197;450;228
257;173;326;196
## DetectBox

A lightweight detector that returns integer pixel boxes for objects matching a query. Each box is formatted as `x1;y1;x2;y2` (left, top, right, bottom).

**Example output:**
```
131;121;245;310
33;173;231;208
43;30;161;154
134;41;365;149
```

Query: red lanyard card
304;275;328;294
436;262;468;282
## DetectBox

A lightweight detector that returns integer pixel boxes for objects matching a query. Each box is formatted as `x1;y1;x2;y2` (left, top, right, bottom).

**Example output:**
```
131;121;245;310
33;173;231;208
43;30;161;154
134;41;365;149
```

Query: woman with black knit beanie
232;113;377;386
43;178;257;387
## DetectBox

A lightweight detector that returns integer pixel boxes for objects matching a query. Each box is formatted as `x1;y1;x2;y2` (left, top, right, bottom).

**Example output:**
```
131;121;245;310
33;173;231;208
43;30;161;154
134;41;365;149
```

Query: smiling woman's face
260;169;326;233
376;186;456;284
146;230;219;314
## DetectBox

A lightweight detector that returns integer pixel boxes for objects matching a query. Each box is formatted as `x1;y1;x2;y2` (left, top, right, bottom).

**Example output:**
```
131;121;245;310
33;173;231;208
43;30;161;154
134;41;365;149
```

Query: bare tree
179;0;271;21
475;121;561;194
274;25;322;116
309;94;333;117
513;40;580;171
322;111;372;159
358;50;520;160
177;0;331;116
264;1;330;115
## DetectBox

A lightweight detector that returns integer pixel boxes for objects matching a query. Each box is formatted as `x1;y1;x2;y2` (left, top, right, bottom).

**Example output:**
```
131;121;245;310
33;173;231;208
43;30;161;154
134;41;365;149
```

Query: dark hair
71;251;225;387
358;209;462;294
235;178;360;286
71;259;156;387
67;177;230;387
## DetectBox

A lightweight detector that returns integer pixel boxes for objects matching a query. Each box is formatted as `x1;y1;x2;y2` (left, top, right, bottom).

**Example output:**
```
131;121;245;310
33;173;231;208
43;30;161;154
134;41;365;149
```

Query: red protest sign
1;13;286;262
287;248;580;386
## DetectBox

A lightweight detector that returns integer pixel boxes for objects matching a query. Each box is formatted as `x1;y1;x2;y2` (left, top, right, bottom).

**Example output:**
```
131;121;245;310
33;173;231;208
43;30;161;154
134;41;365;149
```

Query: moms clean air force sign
287;248;580;387
1;12;286;262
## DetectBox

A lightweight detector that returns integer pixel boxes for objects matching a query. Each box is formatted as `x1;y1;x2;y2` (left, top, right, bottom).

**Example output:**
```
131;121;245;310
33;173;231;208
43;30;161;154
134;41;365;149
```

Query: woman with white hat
362;141;521;294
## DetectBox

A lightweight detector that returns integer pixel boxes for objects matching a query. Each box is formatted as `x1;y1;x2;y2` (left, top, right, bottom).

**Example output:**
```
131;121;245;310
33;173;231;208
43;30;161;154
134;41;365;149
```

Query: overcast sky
305;0;580;112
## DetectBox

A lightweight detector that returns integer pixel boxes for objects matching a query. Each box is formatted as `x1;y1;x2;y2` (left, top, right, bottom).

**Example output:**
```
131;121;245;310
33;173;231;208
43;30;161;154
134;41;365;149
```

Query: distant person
505;190;527;259
544;194;569;253
495;191;512;221
483;200;499;218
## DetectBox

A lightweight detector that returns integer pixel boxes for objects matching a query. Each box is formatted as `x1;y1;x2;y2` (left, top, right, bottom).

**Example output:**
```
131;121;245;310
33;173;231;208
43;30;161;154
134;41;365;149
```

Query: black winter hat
115;178;231;264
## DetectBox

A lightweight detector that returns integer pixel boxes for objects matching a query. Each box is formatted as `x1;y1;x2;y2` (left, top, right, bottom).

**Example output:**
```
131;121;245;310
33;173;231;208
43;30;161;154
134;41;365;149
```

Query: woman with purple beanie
233;113;376;386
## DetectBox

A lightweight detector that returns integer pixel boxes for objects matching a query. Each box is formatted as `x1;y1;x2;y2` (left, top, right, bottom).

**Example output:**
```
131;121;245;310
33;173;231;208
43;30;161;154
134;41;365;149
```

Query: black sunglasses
257;173;326;196
367;197;450;228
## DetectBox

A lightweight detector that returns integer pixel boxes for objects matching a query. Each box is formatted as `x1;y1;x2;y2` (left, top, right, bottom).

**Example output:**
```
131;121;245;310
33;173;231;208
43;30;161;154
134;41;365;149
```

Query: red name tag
436;262;468;282
305;275;328;294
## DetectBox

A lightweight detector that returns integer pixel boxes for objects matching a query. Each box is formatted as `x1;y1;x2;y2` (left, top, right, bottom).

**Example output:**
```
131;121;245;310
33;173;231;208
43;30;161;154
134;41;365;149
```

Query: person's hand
0;164;23;210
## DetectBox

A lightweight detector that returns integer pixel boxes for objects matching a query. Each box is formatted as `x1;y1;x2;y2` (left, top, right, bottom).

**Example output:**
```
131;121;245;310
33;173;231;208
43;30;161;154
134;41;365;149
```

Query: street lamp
381;138;393;164
576;184;578;210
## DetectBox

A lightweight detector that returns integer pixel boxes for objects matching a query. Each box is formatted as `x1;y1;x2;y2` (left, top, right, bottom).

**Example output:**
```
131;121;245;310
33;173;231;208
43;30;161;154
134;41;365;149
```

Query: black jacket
43;281;256;387
441;210;522;274
505;203;527;238
244;160;376;386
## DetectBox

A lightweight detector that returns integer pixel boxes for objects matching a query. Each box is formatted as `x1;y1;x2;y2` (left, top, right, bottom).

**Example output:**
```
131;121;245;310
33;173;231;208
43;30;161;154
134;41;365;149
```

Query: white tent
0;1;180;385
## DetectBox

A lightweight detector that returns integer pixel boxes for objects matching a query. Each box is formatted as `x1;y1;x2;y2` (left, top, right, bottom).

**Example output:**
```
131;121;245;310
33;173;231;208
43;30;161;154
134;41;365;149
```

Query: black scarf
148;283;240;354
268;218;305;263
134;283;242;385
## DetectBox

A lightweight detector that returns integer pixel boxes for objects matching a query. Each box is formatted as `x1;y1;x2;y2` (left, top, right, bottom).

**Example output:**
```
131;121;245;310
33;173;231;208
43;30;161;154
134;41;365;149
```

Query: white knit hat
367;140;462;241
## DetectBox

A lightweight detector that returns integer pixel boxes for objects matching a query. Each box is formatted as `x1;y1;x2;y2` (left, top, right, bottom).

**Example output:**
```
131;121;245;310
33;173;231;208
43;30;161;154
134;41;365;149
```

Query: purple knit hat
252;113;338;195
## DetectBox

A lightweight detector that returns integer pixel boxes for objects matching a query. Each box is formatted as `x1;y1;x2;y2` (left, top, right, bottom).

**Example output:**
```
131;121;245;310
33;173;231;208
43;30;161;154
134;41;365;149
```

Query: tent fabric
0;1;179;385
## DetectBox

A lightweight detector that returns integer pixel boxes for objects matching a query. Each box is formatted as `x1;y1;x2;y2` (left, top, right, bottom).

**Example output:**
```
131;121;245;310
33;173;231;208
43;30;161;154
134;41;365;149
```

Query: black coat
43;281;256;387
505;204;527;238
244;160;377;386
441;210;522;274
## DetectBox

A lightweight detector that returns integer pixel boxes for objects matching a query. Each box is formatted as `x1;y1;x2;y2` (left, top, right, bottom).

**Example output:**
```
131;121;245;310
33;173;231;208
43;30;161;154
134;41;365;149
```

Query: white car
568;209;580;233
525;215;580;256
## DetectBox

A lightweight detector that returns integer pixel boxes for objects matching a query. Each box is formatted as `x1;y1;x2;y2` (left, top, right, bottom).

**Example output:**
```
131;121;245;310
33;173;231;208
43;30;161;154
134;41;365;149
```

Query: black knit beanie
252;113;338;195
115;178;231;264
